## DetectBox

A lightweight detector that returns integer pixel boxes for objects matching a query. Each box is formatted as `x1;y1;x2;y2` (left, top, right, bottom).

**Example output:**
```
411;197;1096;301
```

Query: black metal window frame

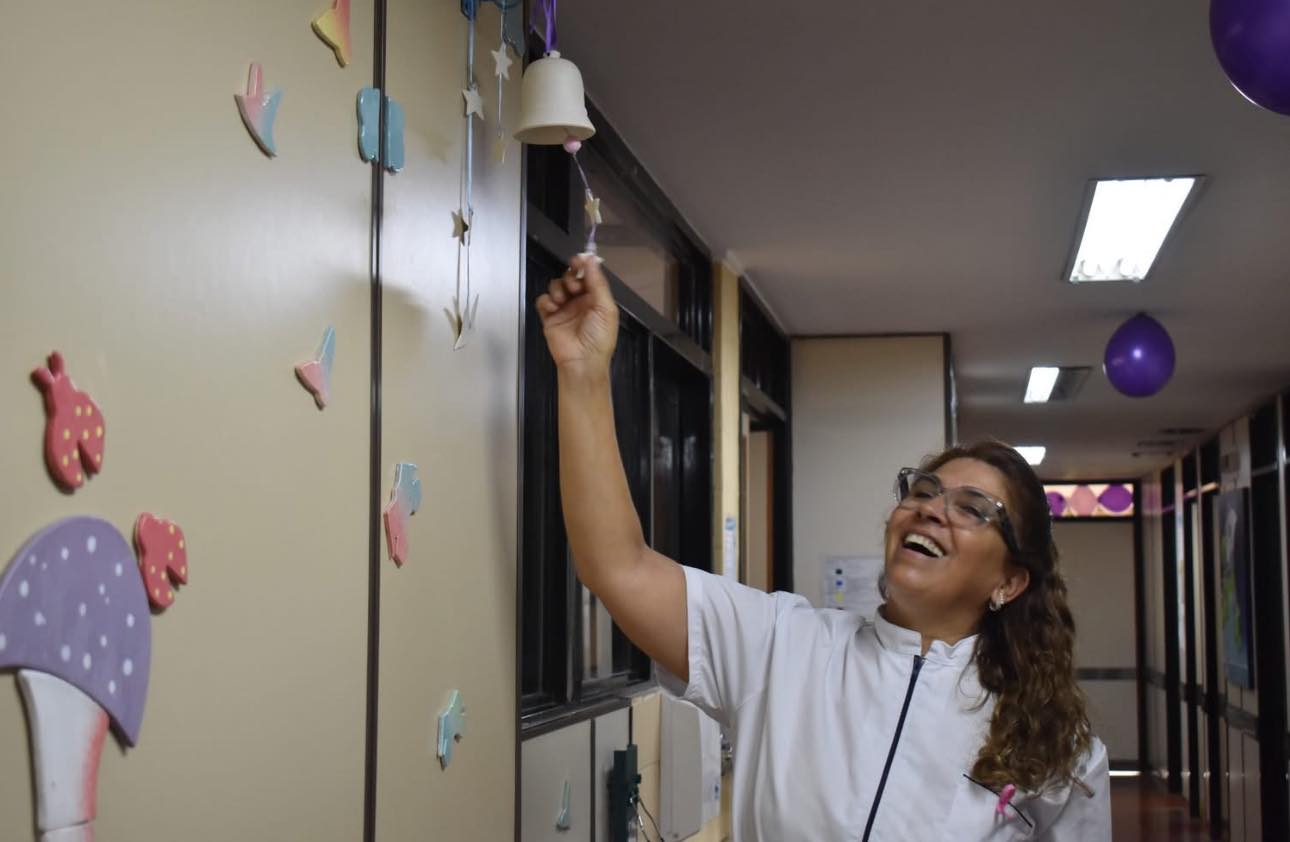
519;76;715;727
737;283;794;593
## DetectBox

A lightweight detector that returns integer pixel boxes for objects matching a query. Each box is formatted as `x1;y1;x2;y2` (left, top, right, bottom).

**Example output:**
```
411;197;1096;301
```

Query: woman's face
883;457;1023;620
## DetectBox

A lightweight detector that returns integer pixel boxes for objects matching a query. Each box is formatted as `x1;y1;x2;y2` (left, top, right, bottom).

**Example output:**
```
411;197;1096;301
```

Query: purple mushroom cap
0;516;151;744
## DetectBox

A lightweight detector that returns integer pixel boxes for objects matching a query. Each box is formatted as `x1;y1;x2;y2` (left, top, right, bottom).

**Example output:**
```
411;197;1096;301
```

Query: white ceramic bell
514;51;596;145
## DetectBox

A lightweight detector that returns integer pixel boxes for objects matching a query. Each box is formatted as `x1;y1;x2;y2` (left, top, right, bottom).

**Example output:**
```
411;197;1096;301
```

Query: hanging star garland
462;85;484;120
451;209;471;244
447;2;483;350
490;5;513;165
490;44;512;81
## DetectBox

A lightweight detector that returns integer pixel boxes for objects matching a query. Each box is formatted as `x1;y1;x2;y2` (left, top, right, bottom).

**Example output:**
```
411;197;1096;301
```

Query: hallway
1113;778;1218;842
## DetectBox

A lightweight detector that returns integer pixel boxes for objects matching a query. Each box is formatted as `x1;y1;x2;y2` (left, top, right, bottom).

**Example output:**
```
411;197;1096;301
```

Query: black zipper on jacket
962;775;1034;829
861;654;924;842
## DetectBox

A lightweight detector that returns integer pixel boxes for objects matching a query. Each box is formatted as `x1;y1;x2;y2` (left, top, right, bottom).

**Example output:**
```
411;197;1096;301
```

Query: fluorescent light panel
1025;366;1060;403
1015;446;1047;466
1068;177;1198;282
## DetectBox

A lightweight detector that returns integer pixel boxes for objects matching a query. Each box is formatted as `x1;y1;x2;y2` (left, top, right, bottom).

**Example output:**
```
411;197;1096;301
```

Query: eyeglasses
893;468;1020;555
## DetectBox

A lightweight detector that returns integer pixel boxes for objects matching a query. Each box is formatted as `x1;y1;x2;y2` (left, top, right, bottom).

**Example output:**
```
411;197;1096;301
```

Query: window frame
519;80;715;728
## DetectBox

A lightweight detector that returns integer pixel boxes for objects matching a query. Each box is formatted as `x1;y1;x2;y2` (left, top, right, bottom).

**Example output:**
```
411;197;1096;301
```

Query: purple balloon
1104;313;1176;398
1211;0;1290;116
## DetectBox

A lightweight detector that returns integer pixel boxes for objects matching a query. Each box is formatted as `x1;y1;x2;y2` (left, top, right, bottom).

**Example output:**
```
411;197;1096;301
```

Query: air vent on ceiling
1158;427;1206;436
1136;439;1179;448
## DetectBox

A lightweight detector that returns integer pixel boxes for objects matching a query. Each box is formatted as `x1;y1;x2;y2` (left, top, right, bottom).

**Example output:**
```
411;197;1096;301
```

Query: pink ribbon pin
995;783;1017;817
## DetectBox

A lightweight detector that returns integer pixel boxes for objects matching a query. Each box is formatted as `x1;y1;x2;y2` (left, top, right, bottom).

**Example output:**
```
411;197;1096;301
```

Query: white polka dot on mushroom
99;635;107;648
27;555;35;567
126;614;135;628
108;680;116;695
98;584;106;596
86;535;97;553
114;563;123;577
79;603;87;617
34;612;45;627
0;634;6;651
123;658;133;676
60;547;69;561
60;645;71;662
82;653;92;670
18;580;28;598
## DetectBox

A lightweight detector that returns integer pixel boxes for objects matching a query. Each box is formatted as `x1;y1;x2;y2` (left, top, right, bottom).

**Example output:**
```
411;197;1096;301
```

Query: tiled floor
1111;777;1219;841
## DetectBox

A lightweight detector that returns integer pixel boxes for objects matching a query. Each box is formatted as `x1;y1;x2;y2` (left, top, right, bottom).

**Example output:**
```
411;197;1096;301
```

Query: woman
537;255;1111;841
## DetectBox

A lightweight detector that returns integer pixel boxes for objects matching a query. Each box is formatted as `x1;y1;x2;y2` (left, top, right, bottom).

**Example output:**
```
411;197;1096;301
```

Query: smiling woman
536;255;1111;841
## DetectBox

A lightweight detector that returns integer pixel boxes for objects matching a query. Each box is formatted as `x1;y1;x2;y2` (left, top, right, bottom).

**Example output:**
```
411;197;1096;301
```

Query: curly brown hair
922;441;1092;793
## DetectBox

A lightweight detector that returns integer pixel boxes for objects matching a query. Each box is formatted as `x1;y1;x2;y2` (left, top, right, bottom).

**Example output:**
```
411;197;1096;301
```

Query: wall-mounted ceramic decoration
31;353;105;493
356;88;405;172
382;463;422;566
437;689;467;769
235;63;283;157
295;326;336;409
311;0;352;67
133;514;188;611
0;518;153;841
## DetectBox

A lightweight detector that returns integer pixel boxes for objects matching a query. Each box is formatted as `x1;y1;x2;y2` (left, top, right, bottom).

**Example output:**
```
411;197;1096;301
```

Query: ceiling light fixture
1014;446;1047;466
1024;366;1091;403
1025;367;1060;403
1065;177;1202;283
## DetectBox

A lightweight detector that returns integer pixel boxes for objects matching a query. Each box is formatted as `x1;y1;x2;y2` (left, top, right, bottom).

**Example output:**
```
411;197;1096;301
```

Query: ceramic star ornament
491;134;510;165
462;86;484;120
444;294;480;351
584;190;602;226
491;45;513;81
451;209;471;245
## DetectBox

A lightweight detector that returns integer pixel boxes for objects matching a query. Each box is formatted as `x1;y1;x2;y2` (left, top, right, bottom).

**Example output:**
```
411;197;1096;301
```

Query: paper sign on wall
722;516;737;580
822;556;883;617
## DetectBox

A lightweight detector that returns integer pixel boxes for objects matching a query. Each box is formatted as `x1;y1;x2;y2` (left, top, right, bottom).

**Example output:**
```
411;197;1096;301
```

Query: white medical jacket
658;567;1111;841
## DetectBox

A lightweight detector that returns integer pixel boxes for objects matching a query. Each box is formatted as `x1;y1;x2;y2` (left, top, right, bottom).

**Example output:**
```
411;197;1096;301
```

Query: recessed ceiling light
1014;446;1047;466
1066;177;1201;283
1025;367;1060;403
1024;366;1090;403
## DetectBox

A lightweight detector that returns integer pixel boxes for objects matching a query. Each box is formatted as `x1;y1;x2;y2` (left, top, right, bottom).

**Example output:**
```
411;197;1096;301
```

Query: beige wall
790;336;948;606
1;1;517;838
1055;520;1138;763
374;0;519;838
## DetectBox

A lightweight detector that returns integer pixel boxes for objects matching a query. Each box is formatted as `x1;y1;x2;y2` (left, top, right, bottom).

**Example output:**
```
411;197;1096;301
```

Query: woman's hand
536;254;618;377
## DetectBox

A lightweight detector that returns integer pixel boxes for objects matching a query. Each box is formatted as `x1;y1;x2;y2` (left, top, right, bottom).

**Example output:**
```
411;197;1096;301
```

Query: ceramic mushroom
0;517;152;842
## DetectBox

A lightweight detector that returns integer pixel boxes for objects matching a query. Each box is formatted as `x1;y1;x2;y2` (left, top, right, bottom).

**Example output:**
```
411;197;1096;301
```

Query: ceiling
558;0;1290;479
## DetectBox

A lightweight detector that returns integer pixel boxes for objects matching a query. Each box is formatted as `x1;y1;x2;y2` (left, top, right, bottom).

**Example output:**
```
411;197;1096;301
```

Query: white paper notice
722;516;738;579
822;556;884;617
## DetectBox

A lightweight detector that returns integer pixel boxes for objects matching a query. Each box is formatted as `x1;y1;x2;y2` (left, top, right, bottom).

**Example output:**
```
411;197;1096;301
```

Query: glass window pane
580;585;635;682
580;144;681;322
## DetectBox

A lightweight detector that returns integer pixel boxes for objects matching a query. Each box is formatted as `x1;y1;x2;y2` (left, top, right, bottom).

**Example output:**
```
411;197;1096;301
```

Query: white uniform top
658;567;1111;841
